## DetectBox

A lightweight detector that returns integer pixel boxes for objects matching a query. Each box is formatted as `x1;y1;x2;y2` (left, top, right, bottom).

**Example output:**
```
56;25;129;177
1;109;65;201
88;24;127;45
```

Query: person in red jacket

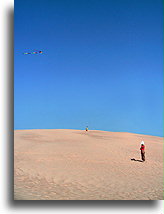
140;141;145;162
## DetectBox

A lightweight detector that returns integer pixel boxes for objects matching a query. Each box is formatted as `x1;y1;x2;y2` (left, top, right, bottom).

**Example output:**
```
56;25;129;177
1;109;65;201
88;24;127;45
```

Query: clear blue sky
14;0;163;136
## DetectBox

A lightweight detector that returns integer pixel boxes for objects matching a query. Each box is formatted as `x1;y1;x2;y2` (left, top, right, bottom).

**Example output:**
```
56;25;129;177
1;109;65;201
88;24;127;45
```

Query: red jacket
140;145;145;151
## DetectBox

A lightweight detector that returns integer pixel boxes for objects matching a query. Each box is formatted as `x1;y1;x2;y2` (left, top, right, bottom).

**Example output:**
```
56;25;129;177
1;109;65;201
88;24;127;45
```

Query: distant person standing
85;126;88;131
140;141;145;162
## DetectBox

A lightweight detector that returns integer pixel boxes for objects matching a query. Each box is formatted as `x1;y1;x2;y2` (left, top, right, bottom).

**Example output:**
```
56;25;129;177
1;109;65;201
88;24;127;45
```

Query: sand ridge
14;129;163;200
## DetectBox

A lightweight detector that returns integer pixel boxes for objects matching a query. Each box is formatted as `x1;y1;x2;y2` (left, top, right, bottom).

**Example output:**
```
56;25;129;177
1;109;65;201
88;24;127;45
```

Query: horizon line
14;128;163;138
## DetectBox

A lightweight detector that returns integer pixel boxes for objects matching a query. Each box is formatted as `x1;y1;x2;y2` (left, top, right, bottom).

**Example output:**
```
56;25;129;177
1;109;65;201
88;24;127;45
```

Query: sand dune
14;129;163;200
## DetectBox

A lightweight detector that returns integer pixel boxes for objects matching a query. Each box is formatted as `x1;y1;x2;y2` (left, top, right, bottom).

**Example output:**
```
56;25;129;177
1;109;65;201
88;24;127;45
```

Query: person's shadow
131;158;143;162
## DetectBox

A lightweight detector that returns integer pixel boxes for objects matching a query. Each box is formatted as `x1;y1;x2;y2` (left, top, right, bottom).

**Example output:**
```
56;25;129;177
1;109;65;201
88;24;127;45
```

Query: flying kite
23;50;43;55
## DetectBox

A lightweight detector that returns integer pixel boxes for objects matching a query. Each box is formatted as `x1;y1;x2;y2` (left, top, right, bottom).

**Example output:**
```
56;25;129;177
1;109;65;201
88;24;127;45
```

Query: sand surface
14;129;163;200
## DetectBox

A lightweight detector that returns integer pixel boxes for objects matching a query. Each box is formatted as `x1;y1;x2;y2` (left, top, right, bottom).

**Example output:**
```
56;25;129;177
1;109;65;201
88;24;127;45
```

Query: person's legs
141;151;145;161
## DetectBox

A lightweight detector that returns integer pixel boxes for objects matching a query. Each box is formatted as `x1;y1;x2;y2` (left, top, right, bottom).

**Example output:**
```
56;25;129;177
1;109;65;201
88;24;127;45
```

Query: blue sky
14;0;163;136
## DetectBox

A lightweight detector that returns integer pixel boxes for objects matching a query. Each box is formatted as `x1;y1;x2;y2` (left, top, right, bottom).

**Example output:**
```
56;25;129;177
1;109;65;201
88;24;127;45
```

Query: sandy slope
14;129;163;200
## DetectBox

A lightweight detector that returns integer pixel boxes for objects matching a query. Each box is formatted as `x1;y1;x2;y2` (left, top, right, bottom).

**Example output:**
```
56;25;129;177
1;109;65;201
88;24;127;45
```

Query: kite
23;50;43;55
